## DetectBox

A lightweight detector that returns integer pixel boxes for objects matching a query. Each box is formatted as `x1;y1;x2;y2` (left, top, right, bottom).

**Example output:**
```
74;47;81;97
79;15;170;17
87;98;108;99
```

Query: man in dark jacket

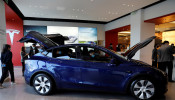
157;41;174;82
29;43;39;57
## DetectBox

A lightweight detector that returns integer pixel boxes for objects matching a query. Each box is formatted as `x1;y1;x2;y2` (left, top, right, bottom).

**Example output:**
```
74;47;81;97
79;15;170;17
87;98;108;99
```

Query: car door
78;46;128;91
46;46;83;89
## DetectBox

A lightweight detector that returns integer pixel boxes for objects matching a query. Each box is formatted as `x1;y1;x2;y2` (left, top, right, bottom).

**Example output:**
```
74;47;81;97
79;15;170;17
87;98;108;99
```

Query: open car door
19;31;58;50
122;36;156;59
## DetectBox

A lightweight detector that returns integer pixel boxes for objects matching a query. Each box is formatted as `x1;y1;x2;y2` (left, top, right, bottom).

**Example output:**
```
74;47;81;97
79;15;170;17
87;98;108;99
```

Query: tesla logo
6;29;20;45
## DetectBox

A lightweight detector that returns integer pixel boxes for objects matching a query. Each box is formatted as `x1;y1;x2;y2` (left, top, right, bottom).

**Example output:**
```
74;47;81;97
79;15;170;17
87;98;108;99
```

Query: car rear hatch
122;36;156;59
19;31;58;50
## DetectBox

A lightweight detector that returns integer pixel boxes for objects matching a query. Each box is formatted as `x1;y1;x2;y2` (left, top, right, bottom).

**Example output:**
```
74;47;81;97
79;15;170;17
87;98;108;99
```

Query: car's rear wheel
33;74;53;95
130;78;156;100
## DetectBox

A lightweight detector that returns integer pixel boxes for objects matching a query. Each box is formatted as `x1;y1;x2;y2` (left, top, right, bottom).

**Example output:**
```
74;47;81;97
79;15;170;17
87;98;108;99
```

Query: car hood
130;59;150;66
19;31;58;50
122;36;156;59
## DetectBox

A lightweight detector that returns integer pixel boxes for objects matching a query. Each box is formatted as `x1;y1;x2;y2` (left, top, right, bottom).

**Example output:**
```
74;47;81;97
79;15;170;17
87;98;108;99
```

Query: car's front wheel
33;74;53;95
130;78;156;100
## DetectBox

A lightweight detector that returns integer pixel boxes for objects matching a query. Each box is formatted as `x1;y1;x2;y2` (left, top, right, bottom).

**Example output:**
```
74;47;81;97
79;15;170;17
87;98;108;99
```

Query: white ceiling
12;0;160;22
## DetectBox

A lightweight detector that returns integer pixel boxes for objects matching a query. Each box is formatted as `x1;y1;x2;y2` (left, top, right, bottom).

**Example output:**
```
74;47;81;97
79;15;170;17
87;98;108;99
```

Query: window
79;46;113;63
52;47;77;60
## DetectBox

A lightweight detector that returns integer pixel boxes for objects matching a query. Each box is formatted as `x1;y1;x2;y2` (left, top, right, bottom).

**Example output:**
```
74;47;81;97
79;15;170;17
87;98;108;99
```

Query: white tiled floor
0;67;175;100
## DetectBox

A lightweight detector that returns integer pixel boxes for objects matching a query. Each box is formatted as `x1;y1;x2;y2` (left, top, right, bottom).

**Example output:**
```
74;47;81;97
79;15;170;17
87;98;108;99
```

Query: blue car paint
24;44;168;94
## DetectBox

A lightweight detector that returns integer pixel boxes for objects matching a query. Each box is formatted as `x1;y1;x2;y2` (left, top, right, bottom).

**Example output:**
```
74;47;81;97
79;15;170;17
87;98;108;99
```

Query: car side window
52;47;77;60
79;46;113;63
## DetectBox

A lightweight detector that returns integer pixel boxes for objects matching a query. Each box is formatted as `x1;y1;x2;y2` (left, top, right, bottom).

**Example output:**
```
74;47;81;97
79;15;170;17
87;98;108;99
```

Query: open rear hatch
19;31;58;50
122;36;156;59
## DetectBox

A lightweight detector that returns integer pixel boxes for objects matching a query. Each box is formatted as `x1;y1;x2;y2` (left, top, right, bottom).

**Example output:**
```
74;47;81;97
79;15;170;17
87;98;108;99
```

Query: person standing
152;44;160;68
20;47;28;76
29;43;39;57
108;43;113;50
157;41;174;82
0;44;15;88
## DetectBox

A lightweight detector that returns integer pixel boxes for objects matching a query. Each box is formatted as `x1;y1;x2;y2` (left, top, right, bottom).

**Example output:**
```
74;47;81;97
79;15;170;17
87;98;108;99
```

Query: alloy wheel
133;80;155;100
34;76;51;94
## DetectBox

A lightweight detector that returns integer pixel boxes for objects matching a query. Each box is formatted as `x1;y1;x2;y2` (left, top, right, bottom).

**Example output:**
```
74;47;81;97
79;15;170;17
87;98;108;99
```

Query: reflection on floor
0;67;175;100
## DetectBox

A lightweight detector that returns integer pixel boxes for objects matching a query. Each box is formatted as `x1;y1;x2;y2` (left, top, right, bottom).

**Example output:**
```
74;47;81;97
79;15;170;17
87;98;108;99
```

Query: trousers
0;64;15;84
158;61;173;81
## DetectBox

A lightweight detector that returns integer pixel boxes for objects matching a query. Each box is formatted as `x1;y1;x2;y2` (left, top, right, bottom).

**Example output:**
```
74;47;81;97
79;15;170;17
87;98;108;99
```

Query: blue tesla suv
19;31;168;100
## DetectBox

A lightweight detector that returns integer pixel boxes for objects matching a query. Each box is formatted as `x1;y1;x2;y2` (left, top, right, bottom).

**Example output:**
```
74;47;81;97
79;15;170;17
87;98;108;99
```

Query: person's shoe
0;84;4;89
169;80;175;82
11;82;16;85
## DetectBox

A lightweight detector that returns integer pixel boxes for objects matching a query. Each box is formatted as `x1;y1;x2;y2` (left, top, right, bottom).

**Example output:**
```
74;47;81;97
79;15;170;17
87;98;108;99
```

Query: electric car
19;31;168;100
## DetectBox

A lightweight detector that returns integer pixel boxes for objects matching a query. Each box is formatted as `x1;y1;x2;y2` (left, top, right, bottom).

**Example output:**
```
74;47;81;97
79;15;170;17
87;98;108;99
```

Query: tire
33;74;53;95
130;78;156;100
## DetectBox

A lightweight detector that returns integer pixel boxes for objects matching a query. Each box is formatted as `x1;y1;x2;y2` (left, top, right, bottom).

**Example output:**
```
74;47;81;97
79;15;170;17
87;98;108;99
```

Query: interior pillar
0;1;7;77
130;9;155;64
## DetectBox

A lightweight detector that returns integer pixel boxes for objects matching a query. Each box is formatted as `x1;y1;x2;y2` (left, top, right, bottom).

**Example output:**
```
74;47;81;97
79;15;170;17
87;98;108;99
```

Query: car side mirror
109;58;121;66
110;58;116;64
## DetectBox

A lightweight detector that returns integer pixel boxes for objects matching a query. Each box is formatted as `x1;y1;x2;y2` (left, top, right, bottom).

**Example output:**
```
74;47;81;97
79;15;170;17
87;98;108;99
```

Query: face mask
91;55;95;58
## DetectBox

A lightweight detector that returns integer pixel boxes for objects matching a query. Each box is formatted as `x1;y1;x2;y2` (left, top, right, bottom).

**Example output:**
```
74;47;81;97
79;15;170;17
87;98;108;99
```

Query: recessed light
56;6;65;11
81;9;84;12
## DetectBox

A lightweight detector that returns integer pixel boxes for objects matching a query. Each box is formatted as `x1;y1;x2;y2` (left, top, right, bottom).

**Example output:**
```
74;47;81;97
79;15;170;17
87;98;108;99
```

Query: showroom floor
0;67;175;100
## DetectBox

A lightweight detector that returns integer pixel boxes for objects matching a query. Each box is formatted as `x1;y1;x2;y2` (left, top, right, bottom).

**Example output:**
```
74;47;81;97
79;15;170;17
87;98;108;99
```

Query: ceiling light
39;6;48;9
90;0;94;2
81;9;84;12
170;21;175;23
122;4;126;5
56;6;65;11
118;31;131;34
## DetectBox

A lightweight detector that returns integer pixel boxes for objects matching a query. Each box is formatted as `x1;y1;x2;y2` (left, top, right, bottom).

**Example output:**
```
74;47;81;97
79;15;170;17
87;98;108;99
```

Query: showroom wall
0;0;7;77
105;0;175;64
105;0;175;31
5;4;24;66
23;20;105;46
